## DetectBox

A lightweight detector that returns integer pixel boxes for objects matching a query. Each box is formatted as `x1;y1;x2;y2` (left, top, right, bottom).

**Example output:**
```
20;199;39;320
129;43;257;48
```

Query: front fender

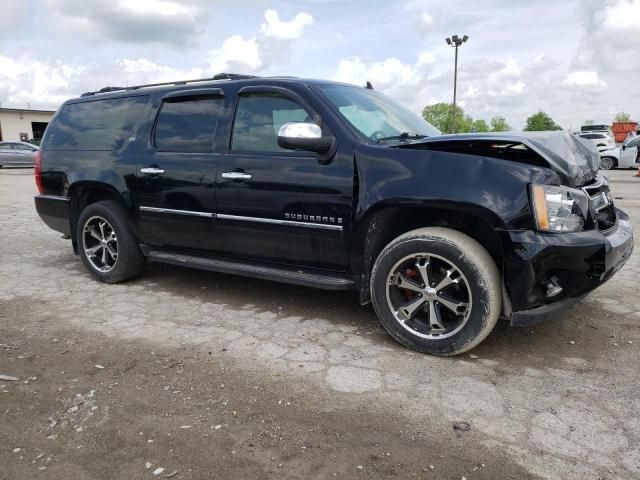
353;144;559;230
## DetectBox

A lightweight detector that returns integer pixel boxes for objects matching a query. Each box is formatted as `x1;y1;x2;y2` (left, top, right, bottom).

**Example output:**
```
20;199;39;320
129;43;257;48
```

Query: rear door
214;86;354;270
133;89;224;251
12;143;37;164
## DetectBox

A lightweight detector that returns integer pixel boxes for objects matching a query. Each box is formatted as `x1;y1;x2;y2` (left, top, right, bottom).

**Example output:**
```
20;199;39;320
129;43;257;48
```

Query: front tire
370;227;501;356
600;157;616;170
76;200;145;283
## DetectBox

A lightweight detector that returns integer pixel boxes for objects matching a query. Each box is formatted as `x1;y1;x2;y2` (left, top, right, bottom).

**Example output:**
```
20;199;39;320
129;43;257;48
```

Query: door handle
140;167;165;175
221;171;252;180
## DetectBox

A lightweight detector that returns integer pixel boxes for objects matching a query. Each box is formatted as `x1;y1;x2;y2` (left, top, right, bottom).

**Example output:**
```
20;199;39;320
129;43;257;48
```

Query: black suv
34;73;634;356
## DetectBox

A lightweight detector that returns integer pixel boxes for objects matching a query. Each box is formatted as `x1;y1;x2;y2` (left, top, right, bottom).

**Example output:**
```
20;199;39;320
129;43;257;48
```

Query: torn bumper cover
502;208;634;326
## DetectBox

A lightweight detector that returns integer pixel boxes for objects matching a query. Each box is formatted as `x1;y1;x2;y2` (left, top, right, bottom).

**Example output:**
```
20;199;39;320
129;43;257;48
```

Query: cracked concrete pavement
1;168;640;479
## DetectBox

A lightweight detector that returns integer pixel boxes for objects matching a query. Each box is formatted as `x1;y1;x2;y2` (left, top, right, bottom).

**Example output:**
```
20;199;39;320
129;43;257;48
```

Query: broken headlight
531;184;589;233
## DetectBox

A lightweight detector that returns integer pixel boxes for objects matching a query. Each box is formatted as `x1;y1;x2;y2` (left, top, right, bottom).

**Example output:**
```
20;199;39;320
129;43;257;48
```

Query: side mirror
277;122;335;154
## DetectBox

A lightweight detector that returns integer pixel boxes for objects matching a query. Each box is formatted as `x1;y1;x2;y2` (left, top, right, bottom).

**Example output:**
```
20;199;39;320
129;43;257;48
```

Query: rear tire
370;227;501;356
76;200;145;283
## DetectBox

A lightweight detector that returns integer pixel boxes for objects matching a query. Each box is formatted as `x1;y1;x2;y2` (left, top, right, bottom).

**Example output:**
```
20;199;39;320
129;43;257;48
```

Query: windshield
318;84;441;142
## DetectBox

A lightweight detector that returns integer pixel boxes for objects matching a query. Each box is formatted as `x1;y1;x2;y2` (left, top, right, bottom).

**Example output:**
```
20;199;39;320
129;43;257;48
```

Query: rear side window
44;96;149;151
231;94;311;153
154;97;222;153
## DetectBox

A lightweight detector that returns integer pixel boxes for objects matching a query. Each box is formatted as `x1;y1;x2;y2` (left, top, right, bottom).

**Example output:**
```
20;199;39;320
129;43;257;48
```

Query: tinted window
44;96;149;151
154;97;221;153
231;94;311;153
15;143;34;151
626;136;640;148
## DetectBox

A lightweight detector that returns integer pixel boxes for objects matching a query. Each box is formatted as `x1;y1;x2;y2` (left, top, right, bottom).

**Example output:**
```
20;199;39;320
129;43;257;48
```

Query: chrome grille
582;177;616;231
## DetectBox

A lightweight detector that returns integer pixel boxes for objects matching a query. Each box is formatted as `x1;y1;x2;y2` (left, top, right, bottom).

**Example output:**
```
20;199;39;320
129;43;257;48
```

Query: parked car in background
578;132;616;151
580;124;611;134
599;135;640;170
0;141;39;167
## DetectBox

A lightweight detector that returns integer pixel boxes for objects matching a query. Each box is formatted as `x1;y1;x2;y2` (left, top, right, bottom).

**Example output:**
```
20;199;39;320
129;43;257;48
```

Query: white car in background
599;135;640;170
578;132;616;151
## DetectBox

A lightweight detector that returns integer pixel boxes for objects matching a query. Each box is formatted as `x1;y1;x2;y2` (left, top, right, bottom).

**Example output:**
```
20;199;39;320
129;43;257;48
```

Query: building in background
0;108;55;144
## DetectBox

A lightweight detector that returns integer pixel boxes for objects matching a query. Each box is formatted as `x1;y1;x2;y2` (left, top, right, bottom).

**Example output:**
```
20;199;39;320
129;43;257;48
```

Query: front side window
231;94;311;153
154;97;222;153
318;84;440;142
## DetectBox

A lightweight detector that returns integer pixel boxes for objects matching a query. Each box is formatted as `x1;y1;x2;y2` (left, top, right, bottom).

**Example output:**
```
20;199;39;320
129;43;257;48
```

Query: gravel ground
1;167;639;479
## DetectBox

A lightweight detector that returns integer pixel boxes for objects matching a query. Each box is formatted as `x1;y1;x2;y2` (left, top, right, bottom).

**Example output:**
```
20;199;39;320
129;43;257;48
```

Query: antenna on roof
366;81;374;90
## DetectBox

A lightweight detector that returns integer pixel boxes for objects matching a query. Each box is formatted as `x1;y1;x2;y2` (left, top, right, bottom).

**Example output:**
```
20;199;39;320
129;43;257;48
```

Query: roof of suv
76;73;353;103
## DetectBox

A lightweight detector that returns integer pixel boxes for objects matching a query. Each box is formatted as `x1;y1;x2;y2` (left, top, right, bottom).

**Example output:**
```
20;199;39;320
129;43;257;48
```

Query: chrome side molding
217;213;343;231
139;206;214;218
139;207;343;231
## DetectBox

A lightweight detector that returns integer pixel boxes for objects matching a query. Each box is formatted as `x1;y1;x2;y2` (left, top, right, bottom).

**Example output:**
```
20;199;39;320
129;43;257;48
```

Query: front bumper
502;208;634;326
35;195;71;236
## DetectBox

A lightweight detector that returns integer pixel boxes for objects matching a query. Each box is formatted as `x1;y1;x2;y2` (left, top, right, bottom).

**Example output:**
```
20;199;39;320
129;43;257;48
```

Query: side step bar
143;248;357;291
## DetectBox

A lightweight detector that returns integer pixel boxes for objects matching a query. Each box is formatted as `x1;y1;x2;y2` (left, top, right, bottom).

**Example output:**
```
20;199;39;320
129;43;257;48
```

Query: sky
0;0;638;131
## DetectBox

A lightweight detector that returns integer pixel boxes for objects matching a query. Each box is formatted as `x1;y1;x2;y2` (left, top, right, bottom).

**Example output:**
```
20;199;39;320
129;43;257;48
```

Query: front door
620;137;640;168
134;92;224;252
215;89;354;270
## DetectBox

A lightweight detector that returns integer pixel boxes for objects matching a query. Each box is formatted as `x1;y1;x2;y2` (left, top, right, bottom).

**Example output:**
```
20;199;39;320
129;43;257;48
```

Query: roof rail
80;73;258;97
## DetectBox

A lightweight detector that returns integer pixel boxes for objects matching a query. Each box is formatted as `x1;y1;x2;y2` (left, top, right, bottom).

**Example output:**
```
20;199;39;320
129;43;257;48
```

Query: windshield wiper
376;132;427;143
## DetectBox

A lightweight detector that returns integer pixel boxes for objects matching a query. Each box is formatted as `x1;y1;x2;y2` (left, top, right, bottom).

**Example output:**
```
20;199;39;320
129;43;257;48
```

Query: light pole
445;34;469;134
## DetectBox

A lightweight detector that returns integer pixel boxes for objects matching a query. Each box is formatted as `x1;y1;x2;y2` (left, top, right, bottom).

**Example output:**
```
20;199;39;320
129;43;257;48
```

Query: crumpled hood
404;131;600;188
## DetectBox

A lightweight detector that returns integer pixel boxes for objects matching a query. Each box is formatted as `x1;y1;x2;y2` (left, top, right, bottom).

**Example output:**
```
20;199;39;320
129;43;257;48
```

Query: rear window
44;96;149;151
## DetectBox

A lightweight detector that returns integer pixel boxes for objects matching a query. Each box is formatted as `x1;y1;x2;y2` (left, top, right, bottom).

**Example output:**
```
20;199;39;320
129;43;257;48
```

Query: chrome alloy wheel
385;253;472;340
82;216;118;273
599;157;614;170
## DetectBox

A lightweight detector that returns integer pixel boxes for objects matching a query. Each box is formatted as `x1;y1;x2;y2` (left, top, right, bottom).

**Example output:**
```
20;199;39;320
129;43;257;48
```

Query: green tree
523;111;562;131
490;116;511;132
470;119;489;132
422;102;471;134
614;112;631;123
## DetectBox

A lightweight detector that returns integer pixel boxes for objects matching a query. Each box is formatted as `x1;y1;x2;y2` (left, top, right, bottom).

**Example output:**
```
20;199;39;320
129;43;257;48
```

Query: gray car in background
0;141;39;167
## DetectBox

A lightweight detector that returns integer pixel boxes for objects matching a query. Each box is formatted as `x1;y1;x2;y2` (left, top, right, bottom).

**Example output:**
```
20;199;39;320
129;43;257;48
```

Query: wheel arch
353;203;505;305
68;182;133;252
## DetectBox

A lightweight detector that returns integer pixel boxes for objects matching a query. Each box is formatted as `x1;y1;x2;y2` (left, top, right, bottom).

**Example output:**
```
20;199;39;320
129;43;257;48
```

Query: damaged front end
398;131;600;188
396;132;633;325
504;174;633;325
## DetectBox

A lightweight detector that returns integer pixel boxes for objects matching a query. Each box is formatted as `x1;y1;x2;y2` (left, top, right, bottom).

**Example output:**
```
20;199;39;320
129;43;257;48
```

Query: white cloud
47;0;204;46
603;0;640;29
0;54;85;108
260;9;313;40
333;53;433;89
208;35;263;73
417;51;436;66
563;71;607;88
208;9;313;74
116;58;204;84
118;0;196;17
417;12;434;31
